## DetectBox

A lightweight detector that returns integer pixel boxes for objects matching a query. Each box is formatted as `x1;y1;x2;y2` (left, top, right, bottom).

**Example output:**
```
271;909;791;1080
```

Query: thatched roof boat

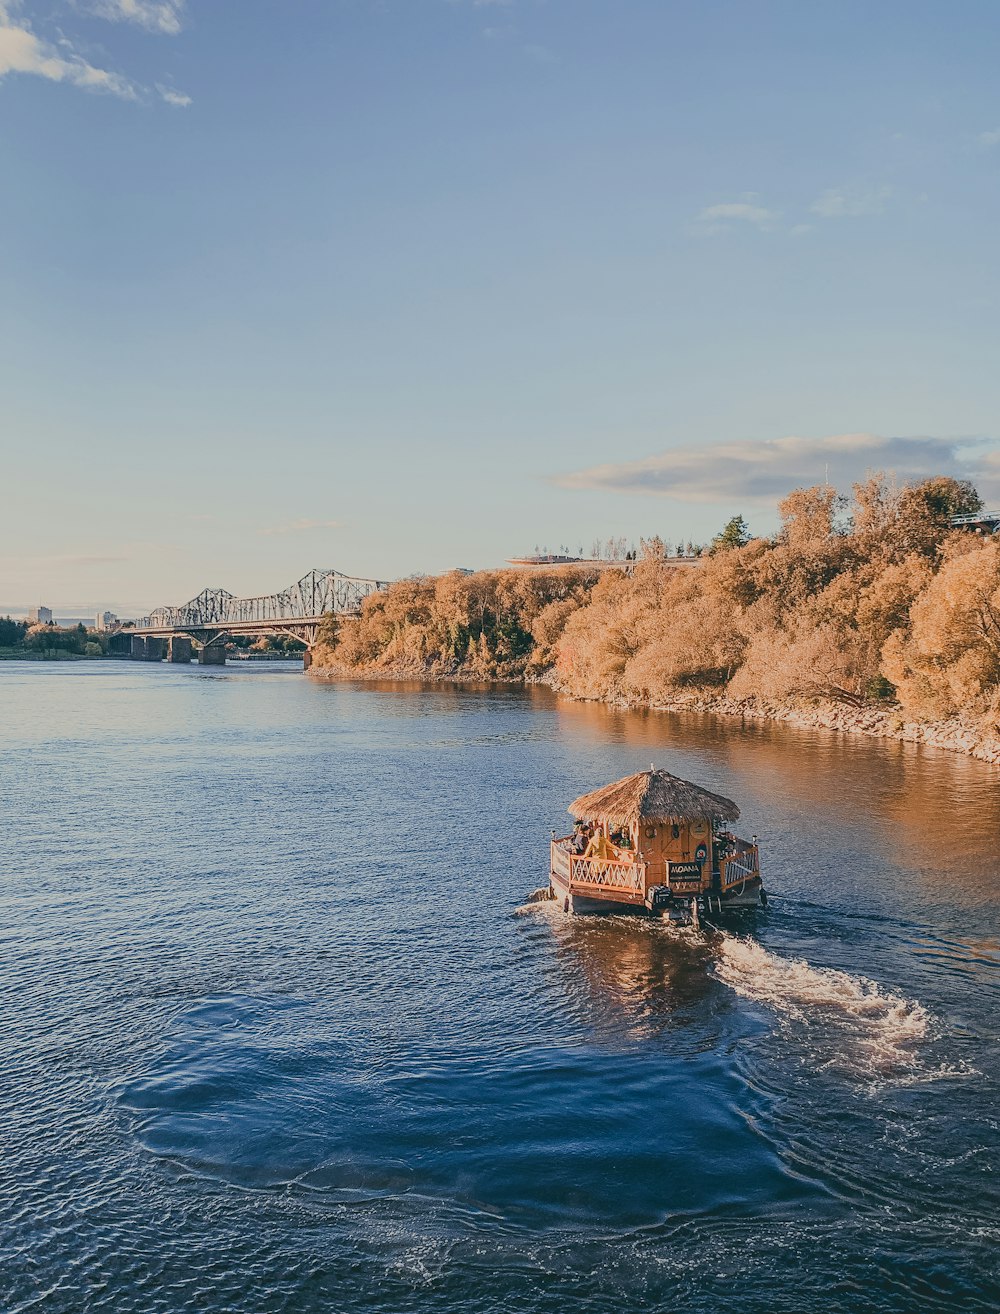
550;765;763;923
568;767;740;829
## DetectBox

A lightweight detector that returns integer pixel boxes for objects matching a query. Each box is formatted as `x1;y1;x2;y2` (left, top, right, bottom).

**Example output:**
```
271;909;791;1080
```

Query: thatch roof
568;768;740;827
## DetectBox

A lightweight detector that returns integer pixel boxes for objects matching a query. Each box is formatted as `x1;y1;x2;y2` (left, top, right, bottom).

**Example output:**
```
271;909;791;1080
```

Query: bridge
115;567;389;668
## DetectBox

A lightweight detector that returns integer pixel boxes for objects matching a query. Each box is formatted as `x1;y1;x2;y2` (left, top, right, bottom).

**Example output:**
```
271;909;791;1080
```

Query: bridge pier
130;635;147;661
167;636;192;663
145;638;167;662
198;644;226;665
302;648;313;671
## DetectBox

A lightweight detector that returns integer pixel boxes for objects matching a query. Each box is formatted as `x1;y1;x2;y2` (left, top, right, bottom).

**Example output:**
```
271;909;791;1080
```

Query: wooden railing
570;855;646;892
552;837;760;903
551;840;646;904
551;842;572;885
721;846;759;890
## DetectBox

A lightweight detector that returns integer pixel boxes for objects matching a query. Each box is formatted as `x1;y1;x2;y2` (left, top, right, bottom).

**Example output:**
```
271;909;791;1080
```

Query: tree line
314;474;1000;732
0;619;106;657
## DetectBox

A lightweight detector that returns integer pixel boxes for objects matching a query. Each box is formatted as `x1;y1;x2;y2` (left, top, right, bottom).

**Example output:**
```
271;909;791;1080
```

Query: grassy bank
0;648;95;661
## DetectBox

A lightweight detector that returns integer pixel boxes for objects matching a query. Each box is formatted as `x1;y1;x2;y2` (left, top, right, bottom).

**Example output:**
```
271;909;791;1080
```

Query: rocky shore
558;686;1000;766
310;659;1000;766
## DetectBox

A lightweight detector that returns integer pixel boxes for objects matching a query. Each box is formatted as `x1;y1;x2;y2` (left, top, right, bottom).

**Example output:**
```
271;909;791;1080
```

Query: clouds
556;433;1000;506
979;127;1000;147
810;185;891;218
86;1;185;34
698;182;893;236
0;0;188;102
0;1;137;97
156;82;189;106
696;200;779;233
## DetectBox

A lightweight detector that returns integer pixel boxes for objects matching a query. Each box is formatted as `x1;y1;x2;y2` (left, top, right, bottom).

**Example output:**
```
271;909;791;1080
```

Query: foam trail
714;934;929;1077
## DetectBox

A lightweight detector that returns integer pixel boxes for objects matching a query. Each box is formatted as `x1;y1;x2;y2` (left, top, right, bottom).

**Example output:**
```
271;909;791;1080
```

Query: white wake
714;934;930;1078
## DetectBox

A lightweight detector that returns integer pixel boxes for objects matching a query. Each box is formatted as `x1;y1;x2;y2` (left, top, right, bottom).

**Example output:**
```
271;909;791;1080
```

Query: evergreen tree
711;515;752;552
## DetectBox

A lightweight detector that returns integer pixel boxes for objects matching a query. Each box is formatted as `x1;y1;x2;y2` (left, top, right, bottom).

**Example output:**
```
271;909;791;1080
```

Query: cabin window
671;824;680;839
645;827;656;838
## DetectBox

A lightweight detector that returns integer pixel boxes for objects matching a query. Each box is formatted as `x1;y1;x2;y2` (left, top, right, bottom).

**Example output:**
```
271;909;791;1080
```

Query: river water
1;662;998;1312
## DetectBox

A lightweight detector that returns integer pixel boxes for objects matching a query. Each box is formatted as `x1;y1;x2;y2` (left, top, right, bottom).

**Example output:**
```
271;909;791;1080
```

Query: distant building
507;553;588;567
505;553;622;569
951;510;1000;535
95;611;119;632
506;553;702;572
28;605;53;624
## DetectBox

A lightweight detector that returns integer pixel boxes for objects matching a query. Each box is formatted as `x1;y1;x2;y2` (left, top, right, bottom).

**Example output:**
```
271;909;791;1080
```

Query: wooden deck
550;840;647;906
551;834;761;908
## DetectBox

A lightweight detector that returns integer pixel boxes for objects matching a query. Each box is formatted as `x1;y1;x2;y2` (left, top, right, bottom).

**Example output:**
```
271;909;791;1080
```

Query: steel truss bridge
126;568;389;647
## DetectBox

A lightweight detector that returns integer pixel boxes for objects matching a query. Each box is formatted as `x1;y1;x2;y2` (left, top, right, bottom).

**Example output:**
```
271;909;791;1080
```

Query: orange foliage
312;474;1000;729
315;566;599;679
882;539;1000;723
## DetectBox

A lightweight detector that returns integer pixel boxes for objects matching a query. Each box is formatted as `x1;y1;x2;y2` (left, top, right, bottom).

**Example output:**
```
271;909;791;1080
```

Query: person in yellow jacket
583;830;616;860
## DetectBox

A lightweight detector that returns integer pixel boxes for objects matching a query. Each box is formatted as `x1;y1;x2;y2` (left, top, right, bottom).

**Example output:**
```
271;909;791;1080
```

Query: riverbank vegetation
0;618;107;660
314;566;600;679
311;474;1000;749
229;633;307;656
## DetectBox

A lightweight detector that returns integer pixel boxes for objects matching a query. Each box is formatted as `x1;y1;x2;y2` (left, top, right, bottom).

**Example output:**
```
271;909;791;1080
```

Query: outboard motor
644;884;672;913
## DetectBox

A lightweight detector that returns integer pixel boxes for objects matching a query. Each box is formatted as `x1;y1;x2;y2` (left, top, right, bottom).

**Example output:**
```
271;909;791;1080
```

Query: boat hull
709;880;766;911
549;867;642;915
549;866;765;919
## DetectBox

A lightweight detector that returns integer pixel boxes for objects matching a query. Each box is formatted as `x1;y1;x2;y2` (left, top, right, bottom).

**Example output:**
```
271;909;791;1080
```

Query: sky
2;0;1000;615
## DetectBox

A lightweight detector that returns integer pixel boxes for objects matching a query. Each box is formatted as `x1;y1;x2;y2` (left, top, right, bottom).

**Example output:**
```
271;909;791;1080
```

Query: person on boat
716;830;734;860
570;822;591;855
583;829;616;860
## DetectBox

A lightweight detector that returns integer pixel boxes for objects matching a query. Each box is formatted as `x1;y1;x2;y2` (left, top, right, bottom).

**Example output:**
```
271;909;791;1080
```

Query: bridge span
117;567;389;667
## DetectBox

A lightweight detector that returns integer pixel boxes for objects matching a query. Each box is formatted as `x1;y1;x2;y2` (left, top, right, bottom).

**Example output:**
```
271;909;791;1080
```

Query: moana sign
667;860;703;890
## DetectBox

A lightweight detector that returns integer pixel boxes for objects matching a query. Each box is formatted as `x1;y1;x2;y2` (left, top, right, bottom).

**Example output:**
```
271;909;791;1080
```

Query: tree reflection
546;694;1000;909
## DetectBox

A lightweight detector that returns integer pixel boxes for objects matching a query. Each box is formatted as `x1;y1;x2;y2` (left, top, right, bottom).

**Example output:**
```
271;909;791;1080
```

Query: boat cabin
549;766;763;921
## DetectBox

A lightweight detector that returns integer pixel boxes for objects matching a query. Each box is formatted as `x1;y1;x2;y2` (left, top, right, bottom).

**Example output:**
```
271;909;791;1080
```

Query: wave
714;933;931;1080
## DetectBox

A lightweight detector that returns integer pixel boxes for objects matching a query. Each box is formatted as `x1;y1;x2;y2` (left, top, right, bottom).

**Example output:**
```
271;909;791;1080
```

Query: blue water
1;662;998;1311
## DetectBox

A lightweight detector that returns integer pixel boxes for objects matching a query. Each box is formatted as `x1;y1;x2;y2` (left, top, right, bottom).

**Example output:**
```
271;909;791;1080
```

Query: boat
548;766;764;924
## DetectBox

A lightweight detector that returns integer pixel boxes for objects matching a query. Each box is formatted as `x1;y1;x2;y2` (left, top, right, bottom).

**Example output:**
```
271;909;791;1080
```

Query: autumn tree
639;535;667;560
777;484;845;550
851;474;983;562
882;539;1000;722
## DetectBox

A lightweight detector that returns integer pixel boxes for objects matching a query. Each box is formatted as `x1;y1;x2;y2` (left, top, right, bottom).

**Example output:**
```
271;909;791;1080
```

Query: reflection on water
529;904;724;1043
550;695;1000;908
1;666;998;1314
529;903;937;1081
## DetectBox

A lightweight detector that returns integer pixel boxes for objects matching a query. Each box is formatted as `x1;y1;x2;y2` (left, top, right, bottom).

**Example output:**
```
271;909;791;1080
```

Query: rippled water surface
2;662;999;1312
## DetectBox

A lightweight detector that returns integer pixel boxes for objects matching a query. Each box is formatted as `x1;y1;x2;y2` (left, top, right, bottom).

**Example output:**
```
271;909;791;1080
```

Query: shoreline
579;688;1000;765
310;659;1000;766
0;651;93;662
